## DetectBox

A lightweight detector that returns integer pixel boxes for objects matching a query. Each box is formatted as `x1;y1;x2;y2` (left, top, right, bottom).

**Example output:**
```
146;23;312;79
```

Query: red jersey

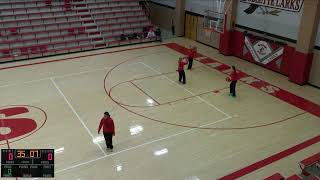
178;60;187;71
98;117;115;135
188;48;196;58
230;71;239;81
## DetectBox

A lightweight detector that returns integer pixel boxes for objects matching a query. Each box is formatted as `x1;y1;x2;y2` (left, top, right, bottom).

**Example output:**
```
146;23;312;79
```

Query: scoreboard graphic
1;149;54;178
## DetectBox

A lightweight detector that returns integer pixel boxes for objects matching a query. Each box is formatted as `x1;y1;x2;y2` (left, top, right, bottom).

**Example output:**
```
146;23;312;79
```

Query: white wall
315;23;320;47
151;0;304;40
148;2;175;30
150;0;176;8
150;0;225;15
185;0;225;15
235;0;303;40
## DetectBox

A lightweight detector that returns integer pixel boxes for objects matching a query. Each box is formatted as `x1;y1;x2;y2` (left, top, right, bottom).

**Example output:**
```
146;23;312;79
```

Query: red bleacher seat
40;45;48;53
68;28;75;34
78;9;89;13
264;173;285;180
89;31;100;36
2;49;11;57
94;43;106;48
45;0;52;6
10;28;18;35
0;0;155;62
64;0;71;11
78;27;86;34
92;37;103;42
86;26;97;30
20;48;29;56
31;47;39;54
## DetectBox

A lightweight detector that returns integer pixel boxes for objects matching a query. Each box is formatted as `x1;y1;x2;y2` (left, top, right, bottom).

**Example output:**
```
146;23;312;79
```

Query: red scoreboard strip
1;149;54;178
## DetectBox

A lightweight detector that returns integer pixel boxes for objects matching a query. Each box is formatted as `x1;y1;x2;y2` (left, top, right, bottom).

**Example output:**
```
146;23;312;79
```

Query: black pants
178;70;186;84
230;81;237;97
172;25;175;35
103;133;113;149
187;57;193;69
156;35;162;42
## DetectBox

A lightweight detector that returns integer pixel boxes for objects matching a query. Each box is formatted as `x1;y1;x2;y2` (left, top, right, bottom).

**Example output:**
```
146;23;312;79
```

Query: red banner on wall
236;34;294;75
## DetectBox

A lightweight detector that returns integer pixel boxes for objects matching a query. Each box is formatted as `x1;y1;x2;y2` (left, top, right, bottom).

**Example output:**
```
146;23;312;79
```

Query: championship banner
243;35;287;73
240;0;304;12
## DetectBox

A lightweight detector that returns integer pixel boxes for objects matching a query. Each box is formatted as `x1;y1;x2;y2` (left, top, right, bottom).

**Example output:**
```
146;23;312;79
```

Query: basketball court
0;37;319;179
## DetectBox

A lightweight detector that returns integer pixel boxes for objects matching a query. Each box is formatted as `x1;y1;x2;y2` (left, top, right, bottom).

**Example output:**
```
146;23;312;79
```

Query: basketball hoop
203;0;230;35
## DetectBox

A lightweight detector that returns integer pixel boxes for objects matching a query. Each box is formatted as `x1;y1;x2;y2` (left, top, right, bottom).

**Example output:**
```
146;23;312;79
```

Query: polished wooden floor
0;38;319;180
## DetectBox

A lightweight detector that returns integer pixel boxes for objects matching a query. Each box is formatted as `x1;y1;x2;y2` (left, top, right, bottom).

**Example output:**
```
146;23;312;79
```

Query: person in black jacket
155;28;162;42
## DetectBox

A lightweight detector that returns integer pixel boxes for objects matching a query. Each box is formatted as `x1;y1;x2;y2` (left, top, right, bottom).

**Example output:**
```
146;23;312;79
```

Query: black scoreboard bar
1;149;54;178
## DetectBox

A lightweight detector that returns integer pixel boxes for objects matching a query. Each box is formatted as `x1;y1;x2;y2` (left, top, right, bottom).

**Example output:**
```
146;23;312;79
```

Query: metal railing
140;0;151;18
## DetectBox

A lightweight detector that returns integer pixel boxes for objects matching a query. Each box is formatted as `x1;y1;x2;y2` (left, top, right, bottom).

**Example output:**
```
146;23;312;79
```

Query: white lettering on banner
261;47;284;65
240;0;304;12
244;36;260;62
261;85;280;94
241;76;261;84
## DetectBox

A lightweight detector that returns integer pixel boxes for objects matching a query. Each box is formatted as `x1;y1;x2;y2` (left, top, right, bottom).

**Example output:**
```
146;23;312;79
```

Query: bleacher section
264;152;320;180
0;0;156;62
300;152;320;179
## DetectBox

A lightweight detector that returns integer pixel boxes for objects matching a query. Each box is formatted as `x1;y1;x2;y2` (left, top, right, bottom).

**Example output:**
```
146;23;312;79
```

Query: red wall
228;30;295;76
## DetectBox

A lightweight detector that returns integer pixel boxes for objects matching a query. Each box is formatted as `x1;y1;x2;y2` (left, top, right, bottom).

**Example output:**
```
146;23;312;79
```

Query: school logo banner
244;36;284;65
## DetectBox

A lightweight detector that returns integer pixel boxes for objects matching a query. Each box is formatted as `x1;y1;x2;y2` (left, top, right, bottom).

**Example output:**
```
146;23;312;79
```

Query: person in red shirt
178;57;188;84
227;66;239;97
187;46;197;69
98;112;115;151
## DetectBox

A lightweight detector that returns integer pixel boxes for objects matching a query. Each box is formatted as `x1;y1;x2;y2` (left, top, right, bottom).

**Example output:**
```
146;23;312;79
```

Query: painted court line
165;43;320;179
139;62;231;118
130;81;161;105
166;43;320;117
55;115;233;174
0;77;54;89
0;119;11;149
0;62;141;89
0;44;163;71
0;67;110;89
218;134;320;180
50;78;107;156
0;43;320;179
110;81;233;109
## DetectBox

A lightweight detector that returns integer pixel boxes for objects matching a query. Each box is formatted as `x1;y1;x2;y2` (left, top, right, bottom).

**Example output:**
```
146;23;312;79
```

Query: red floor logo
0;106;47;144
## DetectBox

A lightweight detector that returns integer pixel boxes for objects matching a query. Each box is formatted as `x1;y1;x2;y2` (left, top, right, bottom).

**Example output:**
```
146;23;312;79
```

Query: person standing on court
98;112;115;152
187;46;197;70
177;57;188;84
228;66;239;97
